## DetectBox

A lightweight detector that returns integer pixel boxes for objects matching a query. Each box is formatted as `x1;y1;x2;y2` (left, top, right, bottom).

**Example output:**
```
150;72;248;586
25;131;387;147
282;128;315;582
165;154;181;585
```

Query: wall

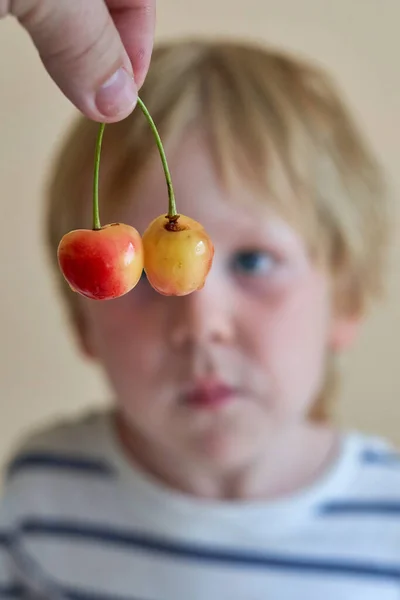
0;0;399;475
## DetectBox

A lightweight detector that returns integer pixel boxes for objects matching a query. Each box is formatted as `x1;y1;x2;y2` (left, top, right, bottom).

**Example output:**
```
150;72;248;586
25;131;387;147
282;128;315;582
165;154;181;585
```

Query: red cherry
57;223;144;300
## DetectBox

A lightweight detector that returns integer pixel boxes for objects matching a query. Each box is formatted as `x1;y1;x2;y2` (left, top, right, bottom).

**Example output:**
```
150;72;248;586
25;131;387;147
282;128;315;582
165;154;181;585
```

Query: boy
0;38;396;599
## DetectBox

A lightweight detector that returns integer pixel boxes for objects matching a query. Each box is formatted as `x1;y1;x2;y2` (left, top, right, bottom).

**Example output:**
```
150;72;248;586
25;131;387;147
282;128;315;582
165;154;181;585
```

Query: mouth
183;380;238;410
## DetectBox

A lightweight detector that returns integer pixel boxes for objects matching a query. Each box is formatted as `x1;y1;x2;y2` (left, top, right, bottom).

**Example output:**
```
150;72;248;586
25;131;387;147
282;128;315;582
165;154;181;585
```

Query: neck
115;412;339;502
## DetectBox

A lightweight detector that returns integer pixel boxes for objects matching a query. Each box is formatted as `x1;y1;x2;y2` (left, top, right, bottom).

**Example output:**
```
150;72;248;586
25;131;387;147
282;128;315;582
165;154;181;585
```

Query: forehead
104;130;306;252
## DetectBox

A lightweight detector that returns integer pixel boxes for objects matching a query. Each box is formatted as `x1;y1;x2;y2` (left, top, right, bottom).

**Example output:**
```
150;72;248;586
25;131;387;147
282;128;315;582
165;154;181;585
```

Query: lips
184;381;237;409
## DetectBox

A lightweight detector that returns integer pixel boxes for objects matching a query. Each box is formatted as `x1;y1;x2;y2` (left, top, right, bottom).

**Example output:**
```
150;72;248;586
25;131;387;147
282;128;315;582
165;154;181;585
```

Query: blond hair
45;38;391;419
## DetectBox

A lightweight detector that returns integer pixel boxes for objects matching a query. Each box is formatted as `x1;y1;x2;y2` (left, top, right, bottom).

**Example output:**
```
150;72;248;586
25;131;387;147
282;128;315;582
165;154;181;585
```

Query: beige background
0;0;399;479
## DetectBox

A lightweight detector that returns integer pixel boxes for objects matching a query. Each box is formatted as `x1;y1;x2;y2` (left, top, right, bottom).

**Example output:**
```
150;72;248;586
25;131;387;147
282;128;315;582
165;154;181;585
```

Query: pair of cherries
57;98;214;300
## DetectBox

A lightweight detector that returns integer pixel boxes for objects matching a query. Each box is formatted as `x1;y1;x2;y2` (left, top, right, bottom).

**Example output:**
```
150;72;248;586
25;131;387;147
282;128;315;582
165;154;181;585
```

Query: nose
169;277;234;350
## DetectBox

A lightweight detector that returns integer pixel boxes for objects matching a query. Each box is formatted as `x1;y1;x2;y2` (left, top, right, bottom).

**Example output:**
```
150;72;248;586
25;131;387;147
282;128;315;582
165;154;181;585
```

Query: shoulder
4;409;114;470
324;429;400;506
0;410;116;522
0;411;121;593
355;431;400;465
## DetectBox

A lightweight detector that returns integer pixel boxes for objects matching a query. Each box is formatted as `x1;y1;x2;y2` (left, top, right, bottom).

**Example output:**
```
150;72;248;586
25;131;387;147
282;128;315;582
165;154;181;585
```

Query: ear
72;311;98;361
329;313;362;352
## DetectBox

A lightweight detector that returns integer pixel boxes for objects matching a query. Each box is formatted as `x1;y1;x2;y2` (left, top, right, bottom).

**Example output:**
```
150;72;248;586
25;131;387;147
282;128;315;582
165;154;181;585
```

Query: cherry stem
136;97;177;219
92;99;176;230
93;122;105;230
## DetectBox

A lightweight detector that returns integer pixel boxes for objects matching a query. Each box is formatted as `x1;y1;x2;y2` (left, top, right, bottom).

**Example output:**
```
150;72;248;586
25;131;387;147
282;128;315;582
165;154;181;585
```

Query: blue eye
231;250;276;275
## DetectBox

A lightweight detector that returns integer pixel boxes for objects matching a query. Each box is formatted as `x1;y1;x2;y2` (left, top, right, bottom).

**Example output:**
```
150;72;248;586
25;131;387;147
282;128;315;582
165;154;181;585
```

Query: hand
1;0;156;122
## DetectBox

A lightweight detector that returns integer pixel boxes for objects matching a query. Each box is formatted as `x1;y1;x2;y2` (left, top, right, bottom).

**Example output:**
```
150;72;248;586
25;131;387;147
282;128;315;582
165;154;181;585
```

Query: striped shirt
1;410;400;599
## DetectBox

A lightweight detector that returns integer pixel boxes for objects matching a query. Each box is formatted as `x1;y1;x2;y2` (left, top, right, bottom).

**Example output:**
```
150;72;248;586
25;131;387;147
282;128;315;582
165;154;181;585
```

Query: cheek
248;278;331;397
82;297;162;378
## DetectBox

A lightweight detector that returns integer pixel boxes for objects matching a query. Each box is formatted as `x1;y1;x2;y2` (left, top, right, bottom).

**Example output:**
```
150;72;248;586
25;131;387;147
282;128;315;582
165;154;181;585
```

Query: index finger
108;0;156;89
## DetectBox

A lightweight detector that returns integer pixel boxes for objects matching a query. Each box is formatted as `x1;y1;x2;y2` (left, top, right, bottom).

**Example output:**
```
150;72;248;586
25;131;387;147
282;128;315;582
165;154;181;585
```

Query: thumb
7;0;155;122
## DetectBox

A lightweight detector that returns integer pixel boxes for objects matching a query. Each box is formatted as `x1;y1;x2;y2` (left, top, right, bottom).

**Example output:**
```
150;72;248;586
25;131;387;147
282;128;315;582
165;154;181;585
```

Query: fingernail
95;67;137;118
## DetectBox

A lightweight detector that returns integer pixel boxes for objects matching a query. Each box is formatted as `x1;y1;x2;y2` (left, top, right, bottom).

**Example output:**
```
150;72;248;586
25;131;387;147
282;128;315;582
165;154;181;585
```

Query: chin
188;427;259;471
177;403;272;468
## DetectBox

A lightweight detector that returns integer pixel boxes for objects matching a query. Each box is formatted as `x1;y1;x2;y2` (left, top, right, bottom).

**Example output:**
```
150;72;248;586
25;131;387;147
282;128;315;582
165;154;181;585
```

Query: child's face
78;130;358;469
